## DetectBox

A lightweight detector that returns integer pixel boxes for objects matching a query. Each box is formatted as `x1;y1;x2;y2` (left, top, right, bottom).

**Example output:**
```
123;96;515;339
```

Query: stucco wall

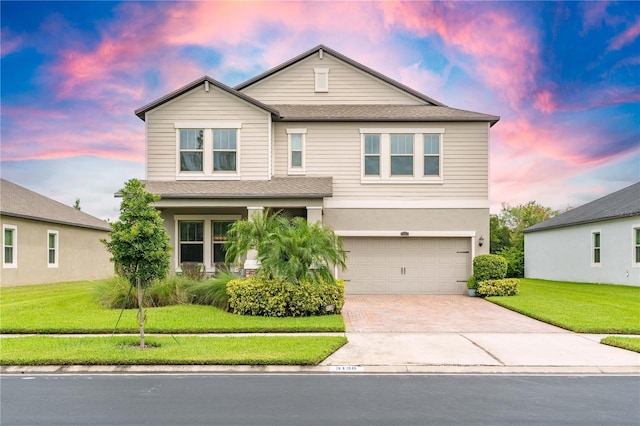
524;216;640;286
1;216;113;286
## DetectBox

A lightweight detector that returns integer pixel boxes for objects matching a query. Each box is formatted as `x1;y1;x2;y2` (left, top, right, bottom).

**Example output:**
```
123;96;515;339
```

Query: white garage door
339;237;471;295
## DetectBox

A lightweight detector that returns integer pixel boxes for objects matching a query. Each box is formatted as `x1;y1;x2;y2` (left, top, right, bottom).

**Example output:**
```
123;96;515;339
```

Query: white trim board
324;199;489;209
335;230;476;238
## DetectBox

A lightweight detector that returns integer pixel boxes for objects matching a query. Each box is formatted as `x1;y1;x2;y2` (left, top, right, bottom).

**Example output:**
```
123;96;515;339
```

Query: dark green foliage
227;277;345;317
497;246;525;278
473;254;508;281
467;275;478;290
477;279;520;297
489;215;511;254
188;270;239;310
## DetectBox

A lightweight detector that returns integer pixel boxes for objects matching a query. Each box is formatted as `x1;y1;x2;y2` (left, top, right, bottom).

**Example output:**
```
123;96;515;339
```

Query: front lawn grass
600;337;640;353
0;335;347;365
0;281;345;333
486;279;640;334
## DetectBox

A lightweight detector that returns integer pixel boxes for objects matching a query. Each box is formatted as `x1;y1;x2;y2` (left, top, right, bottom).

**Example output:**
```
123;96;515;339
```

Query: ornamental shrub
477;279;520;297
467;276;478;290
473;254;508;281
226;277;345;317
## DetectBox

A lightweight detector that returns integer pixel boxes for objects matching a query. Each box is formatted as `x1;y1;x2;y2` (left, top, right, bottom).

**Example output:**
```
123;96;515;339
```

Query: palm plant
224;208;283;265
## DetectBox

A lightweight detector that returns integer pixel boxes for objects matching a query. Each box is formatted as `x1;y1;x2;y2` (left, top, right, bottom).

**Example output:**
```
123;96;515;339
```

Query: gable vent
314;68;329;93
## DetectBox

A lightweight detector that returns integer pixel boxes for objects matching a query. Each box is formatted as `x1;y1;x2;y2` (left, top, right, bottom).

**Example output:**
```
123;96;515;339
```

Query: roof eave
0;211;111;232
154;193;332;200
523;212;640;233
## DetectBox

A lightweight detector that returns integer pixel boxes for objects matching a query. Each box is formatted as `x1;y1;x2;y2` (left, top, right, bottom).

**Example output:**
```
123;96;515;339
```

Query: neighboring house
523;182;640;286
134;45;499;294
0;179;113;286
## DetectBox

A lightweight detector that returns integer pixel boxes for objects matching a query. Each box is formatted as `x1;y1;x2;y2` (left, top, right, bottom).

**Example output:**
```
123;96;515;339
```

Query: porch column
306;206;323;225
244;206;264;276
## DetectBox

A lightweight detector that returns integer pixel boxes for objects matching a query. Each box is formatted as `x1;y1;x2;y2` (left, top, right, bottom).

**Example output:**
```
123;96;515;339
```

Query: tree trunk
137;277;145;349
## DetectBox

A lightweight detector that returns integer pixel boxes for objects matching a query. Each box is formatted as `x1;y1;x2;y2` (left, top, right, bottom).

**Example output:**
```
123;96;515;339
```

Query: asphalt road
1;374;638;425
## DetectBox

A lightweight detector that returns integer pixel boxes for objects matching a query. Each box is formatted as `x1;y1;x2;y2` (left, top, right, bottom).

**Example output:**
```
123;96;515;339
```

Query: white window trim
314;68;329;92
174;122;242;180
591;230;601;267
3;224;17;268
633;224;640;268
174;215;241;273
287;128;307;175
47;230;59;268
360;128;445;184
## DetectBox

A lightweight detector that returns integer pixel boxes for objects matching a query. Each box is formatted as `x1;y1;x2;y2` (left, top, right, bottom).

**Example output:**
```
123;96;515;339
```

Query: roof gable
0;179;111;231
524;182;640;233
135;76;279;121
235;44;445;106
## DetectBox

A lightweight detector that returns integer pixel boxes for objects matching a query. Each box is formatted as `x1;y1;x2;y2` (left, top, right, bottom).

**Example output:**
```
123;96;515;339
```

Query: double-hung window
592;231;601;265
179;221;204;264
390;134;414;176
213;129;237;172
287;129;306;174
634;227;640;264
179;129;204;172
360;128;444;182
3;225;17;268
212;221;233;265
364;135;380;176
423;134;441;176
47;230;59;268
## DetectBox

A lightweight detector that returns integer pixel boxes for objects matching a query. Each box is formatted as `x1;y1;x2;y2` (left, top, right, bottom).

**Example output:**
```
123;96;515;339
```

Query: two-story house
134;45;499;295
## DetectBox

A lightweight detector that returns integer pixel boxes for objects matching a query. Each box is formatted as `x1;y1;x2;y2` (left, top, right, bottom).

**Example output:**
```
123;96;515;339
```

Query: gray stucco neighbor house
1;179;113;286
523;182;640;286
134;44;500;294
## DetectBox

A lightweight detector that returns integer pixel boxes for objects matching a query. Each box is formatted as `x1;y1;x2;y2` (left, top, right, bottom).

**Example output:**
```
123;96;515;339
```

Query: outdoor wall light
400;231;409;236
479;236;484;247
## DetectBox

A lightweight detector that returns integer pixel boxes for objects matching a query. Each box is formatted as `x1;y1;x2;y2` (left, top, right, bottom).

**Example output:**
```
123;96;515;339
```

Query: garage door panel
340;237;471;295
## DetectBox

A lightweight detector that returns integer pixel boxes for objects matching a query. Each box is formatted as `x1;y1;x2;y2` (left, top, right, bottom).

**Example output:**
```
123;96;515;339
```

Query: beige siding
0;216;113;287
241;53;424;105
146;84;271;181
273;121;489;200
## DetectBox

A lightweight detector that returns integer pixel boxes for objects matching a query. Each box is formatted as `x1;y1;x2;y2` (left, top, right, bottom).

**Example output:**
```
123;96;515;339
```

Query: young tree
73;198;81;211
102;179;171;348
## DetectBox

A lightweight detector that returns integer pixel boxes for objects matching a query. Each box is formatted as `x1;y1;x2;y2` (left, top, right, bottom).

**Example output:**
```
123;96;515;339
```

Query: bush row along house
134;45;499;294
0;179;113;286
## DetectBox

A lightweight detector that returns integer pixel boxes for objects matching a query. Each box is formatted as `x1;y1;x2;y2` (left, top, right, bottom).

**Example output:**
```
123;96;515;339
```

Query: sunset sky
2;1;638;221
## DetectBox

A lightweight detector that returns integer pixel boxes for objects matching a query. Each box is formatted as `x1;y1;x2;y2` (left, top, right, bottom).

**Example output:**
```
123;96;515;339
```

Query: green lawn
0;281;345;333
600;336;640;353
486;279;640;334
0;335;347;365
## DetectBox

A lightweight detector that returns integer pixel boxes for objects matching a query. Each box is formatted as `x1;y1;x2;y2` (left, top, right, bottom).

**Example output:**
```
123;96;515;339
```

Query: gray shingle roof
523;182;640;233
271;104;500;125
0;179;111;231
142;177;333;199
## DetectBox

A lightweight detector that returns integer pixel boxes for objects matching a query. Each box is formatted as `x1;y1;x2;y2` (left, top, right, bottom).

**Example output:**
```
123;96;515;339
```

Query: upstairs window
593;232;601;264
364;135;380;176
423;134;441;176
3;225;17;268
48;230;59;268
390;134;414;176
213;129;237;172
179;221;204;264
287;129;307;175
179;129;204;172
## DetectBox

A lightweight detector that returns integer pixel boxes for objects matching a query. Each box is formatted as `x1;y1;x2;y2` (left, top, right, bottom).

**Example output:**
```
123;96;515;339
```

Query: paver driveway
342;295;567;333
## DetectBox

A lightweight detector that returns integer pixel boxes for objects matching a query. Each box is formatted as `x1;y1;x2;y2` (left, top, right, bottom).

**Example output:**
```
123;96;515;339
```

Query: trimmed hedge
473;254;508;281
226;277;345;317
477;279;520;297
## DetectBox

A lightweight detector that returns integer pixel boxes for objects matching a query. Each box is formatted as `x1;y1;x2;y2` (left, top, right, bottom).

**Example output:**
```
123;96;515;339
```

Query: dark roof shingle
0;179;111;231
523;182;640;233
142;177;333;199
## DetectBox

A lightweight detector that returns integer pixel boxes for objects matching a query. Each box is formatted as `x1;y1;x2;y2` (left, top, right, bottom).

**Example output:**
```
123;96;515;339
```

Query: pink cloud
608;18;640;51
1;27;22;58
533;90;557;114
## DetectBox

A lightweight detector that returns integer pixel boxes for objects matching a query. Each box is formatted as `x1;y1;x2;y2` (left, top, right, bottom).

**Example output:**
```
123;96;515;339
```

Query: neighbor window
423;134;441;176
635;228;640;264
179;129;204;172
593;232;601;264
287;129;307;174
47;230;58;268
179;221;204;263
212;221;233;265
364;134;380;176
390;134;414;176
213;129;237;172
3;225;17;268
